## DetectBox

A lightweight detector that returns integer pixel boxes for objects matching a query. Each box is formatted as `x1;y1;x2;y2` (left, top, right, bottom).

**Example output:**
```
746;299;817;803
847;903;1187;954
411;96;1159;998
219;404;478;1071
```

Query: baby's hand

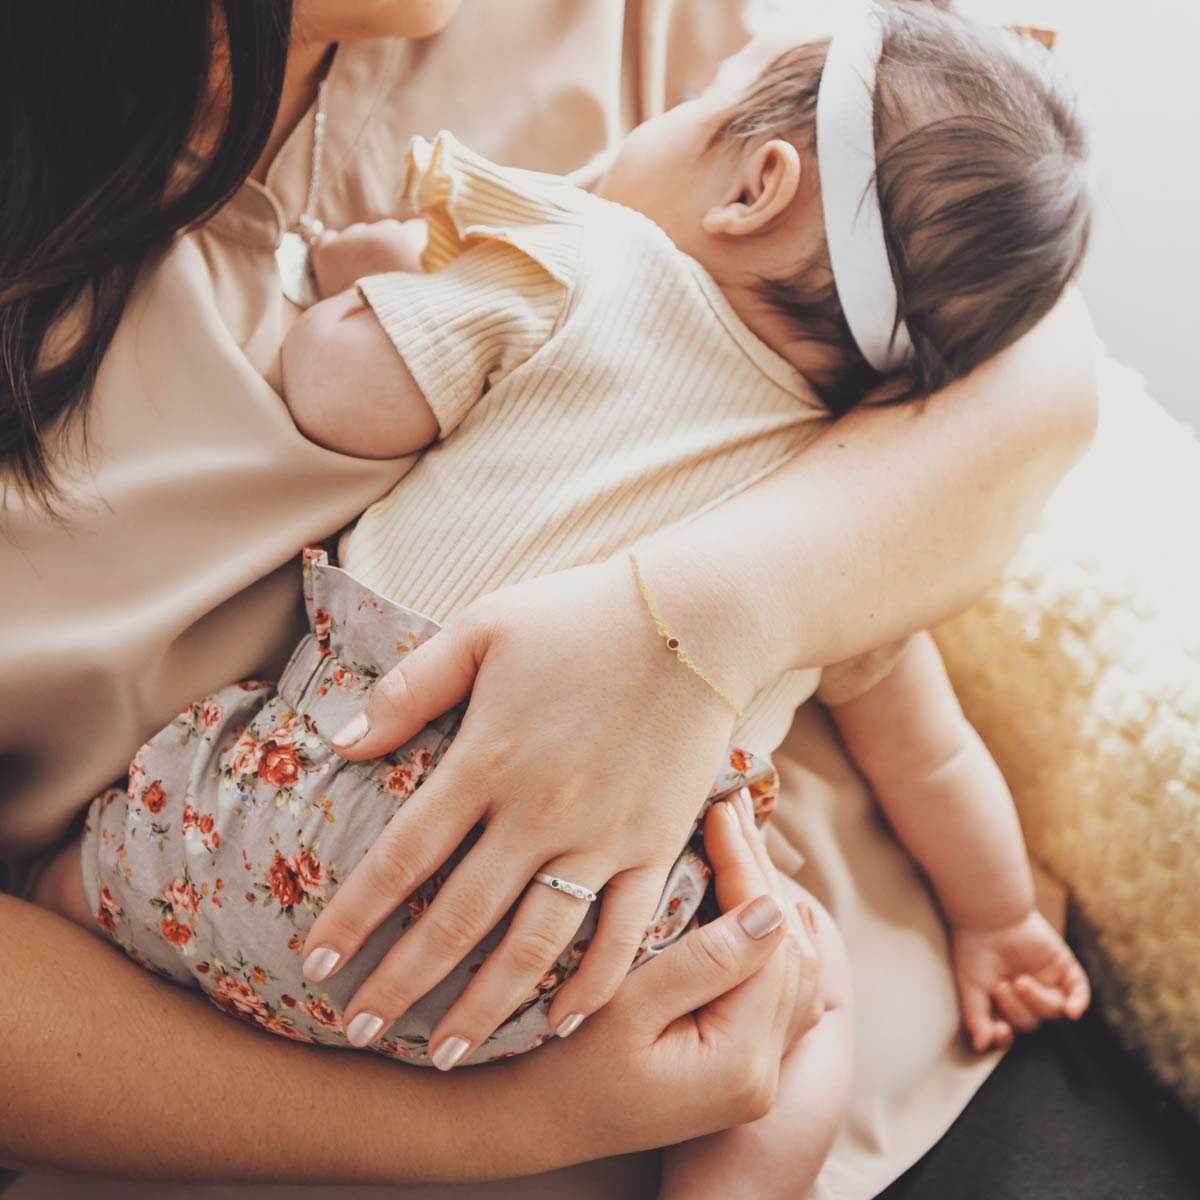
311;218;428;297
952;910;1090;1052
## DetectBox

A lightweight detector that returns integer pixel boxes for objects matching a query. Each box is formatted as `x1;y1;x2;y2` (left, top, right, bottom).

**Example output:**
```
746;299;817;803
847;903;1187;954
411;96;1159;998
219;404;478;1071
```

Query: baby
34;4;1092;1196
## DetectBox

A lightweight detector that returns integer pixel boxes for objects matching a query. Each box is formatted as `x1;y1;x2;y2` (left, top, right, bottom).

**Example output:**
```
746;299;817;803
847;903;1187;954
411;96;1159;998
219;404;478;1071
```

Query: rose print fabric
80;549;777;1067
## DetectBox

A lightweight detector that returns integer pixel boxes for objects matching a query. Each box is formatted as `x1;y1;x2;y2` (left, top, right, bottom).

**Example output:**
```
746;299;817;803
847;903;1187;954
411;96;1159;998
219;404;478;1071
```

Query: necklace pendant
276;230;320;309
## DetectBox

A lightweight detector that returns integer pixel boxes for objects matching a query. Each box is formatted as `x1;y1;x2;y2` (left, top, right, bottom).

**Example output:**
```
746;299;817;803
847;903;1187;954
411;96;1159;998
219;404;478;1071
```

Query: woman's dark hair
0;1;294;511
712;1;1091;415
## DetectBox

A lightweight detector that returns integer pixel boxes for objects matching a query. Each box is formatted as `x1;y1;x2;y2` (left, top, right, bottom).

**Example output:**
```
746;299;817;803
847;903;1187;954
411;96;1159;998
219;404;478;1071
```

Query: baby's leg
28;833;93;930
658;877;854;1200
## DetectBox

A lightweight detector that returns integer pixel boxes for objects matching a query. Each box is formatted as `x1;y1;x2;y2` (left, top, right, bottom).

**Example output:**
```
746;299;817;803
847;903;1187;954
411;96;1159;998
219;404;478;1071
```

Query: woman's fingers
559;890;799;1140
701;797;823;1042
638;802;817;1078
545;864;672;1037
647;891;795;1123
337;832;555;1047
425;859;614;1066
619;892;788;1036
331;616;484;759
705;797;772;912
300;780;481;981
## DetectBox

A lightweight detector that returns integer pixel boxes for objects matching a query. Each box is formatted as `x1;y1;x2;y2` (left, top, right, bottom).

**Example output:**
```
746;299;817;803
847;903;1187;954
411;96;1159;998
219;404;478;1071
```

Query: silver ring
533;872;598;903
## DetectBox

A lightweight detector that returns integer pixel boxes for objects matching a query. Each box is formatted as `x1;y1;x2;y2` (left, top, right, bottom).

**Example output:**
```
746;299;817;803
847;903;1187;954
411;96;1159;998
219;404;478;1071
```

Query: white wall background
754;0;1200;426
960;0;1200;429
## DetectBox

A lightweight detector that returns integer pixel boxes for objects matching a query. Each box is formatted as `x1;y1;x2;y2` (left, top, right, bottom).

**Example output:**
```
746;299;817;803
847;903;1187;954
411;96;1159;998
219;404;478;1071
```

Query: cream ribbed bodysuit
344;133;903;754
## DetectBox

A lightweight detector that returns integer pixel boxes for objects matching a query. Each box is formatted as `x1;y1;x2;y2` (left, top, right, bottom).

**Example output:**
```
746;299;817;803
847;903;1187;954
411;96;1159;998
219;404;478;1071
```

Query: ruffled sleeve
403;131;583;286
357;133;583;437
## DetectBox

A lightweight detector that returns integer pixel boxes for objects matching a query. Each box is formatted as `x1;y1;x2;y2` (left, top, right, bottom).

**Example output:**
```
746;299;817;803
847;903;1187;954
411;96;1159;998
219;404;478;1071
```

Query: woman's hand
0;807;821;1181
500;801;822;1160
301;554;758;1061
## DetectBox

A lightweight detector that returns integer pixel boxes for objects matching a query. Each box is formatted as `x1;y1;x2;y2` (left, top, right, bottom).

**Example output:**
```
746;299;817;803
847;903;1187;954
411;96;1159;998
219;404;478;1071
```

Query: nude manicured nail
346;1011;384;1046
431;1036;470;1071
738;894;784;939
555;1012;584;1038
332;711;369;749
736;786;755;823
303;945;340;982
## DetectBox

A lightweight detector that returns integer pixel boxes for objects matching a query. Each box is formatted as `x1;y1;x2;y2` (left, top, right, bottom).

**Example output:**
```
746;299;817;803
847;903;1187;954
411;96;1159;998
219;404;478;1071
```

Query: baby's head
602;1;1091;412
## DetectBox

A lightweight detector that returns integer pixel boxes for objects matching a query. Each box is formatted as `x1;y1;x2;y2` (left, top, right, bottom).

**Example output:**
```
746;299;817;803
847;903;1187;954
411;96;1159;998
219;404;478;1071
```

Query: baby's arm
280;219;437;460
827;632;1089;1050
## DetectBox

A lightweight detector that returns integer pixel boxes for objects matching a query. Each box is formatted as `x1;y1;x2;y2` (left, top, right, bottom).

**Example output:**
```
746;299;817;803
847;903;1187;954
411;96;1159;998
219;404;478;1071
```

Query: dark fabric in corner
878;1003;1200;1200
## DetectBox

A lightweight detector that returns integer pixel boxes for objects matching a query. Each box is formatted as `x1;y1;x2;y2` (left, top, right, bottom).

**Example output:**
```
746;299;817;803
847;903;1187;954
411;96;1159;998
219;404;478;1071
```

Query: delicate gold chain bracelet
628;553;744;719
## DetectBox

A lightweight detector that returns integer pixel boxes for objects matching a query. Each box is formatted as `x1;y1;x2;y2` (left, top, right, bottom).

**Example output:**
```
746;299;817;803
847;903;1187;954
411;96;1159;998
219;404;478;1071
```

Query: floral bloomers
80;550;777;1067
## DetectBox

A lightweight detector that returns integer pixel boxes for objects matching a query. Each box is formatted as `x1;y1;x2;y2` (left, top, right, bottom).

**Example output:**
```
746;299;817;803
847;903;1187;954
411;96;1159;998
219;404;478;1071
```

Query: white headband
816;3;913;373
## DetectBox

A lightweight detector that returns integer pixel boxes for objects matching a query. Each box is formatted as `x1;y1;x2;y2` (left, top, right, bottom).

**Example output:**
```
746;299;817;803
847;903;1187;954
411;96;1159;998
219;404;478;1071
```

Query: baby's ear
701;138;802;238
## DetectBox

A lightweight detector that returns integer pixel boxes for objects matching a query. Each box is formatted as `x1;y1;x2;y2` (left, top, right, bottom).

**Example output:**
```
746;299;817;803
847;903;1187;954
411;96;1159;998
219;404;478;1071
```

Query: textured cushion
934;351;1200;1117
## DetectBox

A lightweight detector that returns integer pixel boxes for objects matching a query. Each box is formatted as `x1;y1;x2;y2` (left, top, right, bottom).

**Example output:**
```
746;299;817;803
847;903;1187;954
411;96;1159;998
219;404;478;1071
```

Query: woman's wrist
622;539;781;709
621;288;1098;692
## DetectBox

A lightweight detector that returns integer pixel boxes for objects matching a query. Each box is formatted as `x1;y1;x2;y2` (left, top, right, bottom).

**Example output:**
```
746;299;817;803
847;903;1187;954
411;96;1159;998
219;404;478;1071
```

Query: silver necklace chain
276;80;329;308
296;81;328;243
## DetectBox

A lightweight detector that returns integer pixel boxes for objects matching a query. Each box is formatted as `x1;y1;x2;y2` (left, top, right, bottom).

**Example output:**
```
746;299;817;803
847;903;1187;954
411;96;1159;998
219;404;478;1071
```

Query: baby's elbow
280;301;346;452
280;290;438;460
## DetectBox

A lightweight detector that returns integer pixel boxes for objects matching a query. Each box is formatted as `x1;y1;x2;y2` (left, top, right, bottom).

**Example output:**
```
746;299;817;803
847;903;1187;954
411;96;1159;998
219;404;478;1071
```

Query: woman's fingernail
346;1011;385;1046
717;799;738;827
303;945;340;981
555;1012;584;1038
332;711;369;749
736;787;755;823
739;894;784;939
431;1036;470;1071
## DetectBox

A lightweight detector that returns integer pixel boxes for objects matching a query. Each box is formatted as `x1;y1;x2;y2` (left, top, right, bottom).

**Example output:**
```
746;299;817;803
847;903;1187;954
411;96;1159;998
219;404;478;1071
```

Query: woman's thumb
330;622;482;759
624;895;786;1026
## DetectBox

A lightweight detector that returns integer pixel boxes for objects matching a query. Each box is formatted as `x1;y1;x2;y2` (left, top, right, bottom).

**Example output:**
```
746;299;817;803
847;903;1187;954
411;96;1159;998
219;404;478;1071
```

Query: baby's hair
711;1;1091;415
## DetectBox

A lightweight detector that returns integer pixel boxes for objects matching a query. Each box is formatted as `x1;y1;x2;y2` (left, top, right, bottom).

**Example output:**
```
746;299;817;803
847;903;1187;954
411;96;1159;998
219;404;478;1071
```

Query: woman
0;1;1097;1192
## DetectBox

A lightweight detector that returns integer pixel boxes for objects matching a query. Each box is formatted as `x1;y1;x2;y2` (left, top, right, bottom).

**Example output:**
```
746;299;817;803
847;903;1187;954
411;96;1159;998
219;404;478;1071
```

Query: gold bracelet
628;553;744;719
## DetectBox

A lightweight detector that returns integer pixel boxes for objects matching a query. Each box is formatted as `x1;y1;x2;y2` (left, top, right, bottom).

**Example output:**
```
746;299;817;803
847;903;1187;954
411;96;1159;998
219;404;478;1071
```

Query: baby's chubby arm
827;633;1089;1050
280;220;438;459
829;633;1035;929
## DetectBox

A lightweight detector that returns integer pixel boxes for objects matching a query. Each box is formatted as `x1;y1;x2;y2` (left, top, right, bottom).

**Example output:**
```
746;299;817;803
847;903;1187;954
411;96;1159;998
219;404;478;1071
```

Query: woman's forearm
0;894;563;1183
637;287;1098;699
